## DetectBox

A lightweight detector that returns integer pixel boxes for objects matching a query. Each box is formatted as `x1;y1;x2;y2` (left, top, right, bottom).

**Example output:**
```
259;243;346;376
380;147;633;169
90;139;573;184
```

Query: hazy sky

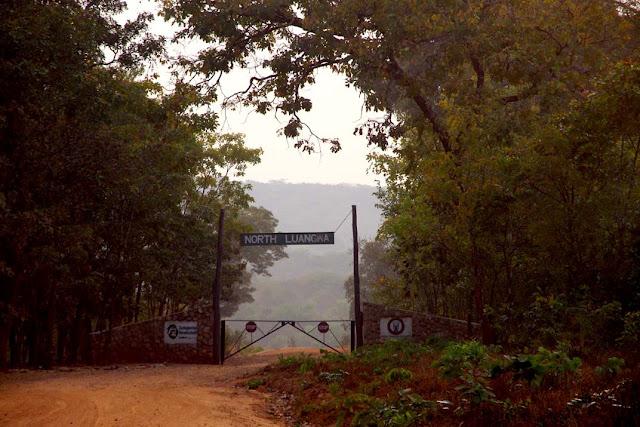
122;0;385;186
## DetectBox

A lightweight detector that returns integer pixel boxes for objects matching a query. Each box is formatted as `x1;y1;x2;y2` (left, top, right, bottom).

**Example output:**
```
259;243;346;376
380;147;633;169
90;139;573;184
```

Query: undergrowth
256;338;640;426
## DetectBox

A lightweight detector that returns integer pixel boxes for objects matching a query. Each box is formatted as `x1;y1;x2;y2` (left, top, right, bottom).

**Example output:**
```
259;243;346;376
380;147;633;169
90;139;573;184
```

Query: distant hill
247;181;382;248
231;181;382;348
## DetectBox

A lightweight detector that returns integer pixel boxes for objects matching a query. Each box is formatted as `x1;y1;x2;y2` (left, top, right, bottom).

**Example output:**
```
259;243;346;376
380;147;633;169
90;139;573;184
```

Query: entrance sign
240;232;334;246
380;317;412;338
215;204;362;365
164;321;197;344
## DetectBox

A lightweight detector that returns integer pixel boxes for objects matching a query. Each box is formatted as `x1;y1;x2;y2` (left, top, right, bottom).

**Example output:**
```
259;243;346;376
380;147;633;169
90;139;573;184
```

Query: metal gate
220;319;356;363
211;205;364;364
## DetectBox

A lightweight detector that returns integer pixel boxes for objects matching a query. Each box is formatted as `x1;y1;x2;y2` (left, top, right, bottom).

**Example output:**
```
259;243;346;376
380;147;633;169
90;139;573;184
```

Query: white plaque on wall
164;321;197;344
380;317;412;338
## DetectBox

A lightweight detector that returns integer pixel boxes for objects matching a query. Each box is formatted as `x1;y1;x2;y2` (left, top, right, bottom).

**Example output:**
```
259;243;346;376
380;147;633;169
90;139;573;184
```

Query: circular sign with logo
245;321;258;333
166;323;179;339
318;321;330;334
387;318;405;336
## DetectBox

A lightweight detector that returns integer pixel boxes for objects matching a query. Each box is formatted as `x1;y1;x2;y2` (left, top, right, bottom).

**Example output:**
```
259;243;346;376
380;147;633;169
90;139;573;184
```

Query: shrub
297;355;317;373
432;341;489;379
522;294;568;347
300;403;321;416
583;301;624;347
510;347;581;387
358;379;382;395
277;354;300;368
384;368;413;384
350;389;436;427
617;311;640;347
455;376;497;405
246;378;265;390
423;335;452;351
355;340;429;367
433;341;498;407
595;357;625;377
321;350;349;364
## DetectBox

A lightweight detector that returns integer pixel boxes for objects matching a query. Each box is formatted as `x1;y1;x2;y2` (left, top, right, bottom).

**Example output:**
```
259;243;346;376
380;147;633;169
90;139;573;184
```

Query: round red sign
318;321;330;334
245;321;257;333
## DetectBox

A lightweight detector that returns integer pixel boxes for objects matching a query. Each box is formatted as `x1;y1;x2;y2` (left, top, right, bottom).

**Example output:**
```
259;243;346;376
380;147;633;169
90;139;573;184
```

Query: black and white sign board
240;232;334;246
164;321;197;344
380;317;412;338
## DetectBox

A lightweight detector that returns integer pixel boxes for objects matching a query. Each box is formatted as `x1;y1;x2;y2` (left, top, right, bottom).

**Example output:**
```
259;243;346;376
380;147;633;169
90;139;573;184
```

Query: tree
344;238;400;311
164;0;640;152
0;0;167;367
163;0;640;346
373;63;640;347
0;1;282;367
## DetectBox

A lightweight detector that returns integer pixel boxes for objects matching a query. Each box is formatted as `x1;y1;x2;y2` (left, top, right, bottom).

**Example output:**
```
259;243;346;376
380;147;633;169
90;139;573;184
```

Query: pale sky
122;0;386;186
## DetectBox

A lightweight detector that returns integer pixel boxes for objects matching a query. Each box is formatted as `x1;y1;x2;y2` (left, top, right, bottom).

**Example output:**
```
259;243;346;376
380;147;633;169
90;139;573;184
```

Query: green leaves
0;1;280;366
433;341;490;380
384;368;414;384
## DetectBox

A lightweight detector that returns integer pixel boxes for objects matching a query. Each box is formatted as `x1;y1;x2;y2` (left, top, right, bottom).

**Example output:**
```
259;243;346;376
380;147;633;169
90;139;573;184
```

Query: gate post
350;320;356;353
220;320;226;365
213;208;225;365
352;205;364;348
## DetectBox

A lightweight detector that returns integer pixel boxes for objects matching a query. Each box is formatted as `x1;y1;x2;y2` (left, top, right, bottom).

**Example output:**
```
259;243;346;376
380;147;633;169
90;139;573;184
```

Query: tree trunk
0;320;11;368
133;283;142;322
56;322;67;364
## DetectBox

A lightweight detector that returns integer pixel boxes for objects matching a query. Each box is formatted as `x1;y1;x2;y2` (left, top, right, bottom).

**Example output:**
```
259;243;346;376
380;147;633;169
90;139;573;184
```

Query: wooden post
213;208;225;365
350;320;356;353
220;320;226;365
352;205;363;347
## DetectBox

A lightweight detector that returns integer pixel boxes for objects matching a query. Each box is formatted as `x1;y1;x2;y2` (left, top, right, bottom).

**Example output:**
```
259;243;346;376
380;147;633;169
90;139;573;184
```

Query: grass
252;339;640;426
246;378;265;390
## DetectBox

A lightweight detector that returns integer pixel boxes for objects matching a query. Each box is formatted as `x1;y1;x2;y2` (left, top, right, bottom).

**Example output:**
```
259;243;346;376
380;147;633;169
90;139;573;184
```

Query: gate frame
220;320;356;363
212;205;362;365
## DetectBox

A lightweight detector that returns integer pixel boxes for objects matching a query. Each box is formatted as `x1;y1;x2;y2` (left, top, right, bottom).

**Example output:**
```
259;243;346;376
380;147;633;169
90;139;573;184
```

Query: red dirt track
0;348;319;426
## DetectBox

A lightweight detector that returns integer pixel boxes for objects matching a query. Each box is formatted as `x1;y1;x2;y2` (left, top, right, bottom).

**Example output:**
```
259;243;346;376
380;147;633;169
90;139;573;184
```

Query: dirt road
0;348;317;427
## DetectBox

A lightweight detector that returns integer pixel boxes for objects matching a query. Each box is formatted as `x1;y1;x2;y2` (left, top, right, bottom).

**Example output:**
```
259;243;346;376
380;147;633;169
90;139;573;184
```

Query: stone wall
91;305;214;364
91;302;479;363
362;302;479;344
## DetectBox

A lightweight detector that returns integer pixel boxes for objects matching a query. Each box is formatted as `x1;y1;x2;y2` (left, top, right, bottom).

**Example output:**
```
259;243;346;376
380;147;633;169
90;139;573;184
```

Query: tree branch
470;54;484;91
386;57;451;152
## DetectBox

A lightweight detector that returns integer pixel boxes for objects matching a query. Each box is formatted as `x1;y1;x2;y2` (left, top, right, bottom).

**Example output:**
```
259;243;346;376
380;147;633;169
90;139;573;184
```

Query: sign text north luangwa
241;232;334;246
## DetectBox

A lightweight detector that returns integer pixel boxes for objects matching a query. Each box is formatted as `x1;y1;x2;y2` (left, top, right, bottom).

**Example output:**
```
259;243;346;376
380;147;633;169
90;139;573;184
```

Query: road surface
0;348;317;426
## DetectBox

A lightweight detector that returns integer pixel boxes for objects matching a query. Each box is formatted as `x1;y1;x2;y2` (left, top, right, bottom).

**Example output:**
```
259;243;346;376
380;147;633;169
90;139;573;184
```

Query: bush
595;357;625;377
350;389;436;427
297;355;317;373
432;341;489;379
509;347;581;387
522;294;568;347
384;368;413;384
246;378;265;390
277;354;300;368
455;376;497;405
617;311;640;347
320;350;348;364
355;340;430;367
583;301;624;347
433;341;498;407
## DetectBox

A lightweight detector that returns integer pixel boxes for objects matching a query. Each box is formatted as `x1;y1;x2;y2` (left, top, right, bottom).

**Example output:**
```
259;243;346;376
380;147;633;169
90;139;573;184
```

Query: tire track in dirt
0;349;318;427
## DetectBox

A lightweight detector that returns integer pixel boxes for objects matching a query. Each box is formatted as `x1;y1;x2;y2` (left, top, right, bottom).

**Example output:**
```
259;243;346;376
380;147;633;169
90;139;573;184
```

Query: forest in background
233;181;380;349
166;0;640;353
3;0;640;368
0;1;289;367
